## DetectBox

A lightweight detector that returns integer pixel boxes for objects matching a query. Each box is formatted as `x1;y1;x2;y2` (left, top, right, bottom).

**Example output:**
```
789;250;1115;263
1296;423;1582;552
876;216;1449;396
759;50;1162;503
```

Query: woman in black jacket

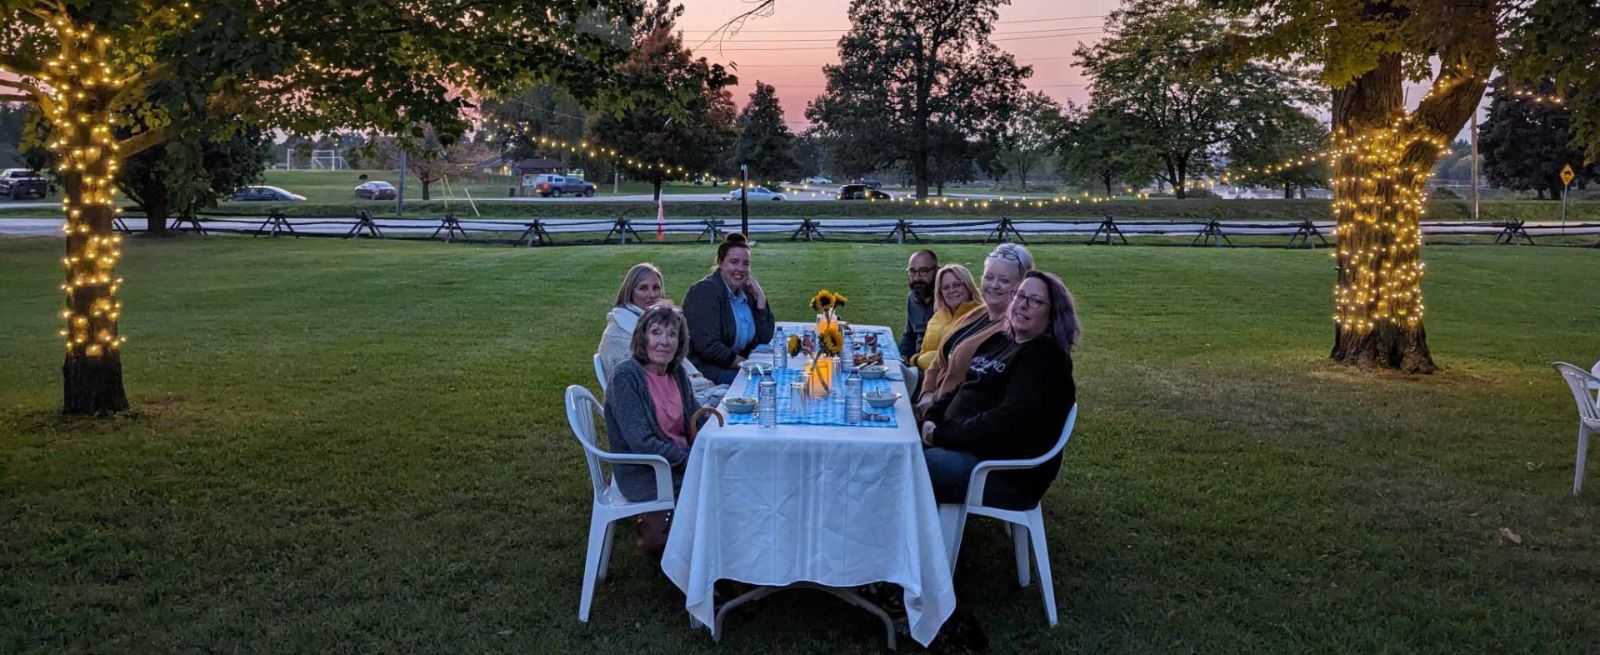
682;233;776;385
920;271;1080;510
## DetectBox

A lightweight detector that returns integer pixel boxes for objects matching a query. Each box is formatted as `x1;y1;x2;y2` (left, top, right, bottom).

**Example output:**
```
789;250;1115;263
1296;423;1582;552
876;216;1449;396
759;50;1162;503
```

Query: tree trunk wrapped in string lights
1327;55;1486;373
44;24;131;413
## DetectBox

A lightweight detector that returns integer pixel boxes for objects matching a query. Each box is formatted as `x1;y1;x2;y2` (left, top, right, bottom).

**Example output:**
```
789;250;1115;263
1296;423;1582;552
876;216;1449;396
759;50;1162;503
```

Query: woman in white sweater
598;263;724;406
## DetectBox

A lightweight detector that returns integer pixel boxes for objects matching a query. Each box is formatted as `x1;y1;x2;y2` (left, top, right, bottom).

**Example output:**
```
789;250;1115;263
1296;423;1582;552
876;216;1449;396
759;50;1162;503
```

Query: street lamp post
740;164;749;237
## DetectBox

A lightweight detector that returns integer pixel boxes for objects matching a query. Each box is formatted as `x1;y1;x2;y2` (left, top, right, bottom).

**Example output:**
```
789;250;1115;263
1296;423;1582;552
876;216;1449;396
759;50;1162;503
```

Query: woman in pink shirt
602;303;710;504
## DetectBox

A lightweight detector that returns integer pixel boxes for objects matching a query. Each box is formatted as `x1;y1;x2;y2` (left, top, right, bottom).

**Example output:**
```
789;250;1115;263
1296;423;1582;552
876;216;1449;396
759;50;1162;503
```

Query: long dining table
660;322;956;648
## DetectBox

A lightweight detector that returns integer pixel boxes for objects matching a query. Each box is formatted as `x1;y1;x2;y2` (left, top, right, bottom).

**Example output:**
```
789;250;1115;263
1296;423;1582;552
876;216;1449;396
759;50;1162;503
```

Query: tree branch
0;93;31;102
0;53;46;78
119;127;168;159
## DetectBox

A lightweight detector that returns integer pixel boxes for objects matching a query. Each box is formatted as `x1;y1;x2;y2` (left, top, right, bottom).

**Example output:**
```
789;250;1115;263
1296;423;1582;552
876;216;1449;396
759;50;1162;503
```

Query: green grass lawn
0;237;1597;653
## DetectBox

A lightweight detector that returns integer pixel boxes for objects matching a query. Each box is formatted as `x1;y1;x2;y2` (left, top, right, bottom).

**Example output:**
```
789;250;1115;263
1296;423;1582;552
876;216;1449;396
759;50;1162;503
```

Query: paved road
2;216;1595;240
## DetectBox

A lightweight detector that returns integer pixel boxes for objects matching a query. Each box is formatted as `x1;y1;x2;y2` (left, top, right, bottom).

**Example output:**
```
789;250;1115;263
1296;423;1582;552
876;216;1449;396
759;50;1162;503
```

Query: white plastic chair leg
597;522;616;582
939;504;969;572
1026;509;1058;626
1012;523;1032;587
579;513;611;622
1576;425;1591;495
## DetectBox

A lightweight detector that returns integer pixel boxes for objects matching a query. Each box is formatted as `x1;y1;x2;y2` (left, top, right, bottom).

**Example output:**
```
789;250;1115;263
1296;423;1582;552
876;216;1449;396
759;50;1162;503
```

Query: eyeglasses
939;283;967;293
1013;293;1049;311
988;249;1024;269
906;267;936;275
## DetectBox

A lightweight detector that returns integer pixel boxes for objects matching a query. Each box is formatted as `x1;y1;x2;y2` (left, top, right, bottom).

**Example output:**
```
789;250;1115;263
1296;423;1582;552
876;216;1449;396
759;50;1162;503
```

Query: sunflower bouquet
809;289;848;314
787;289;851;397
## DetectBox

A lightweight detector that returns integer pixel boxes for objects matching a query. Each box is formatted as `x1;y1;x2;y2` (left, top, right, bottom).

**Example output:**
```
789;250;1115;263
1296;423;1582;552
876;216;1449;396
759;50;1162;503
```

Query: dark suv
0;169;49;200
837;184;892;200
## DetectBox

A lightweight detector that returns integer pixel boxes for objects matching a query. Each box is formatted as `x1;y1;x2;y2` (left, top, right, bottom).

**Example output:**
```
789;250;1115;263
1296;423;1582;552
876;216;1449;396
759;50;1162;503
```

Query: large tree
586;2;738;200
117;124;271;230
0;0;639;414
407;128;497;201
1054;104;1161;197
1215;0;1599;372
994;91;1061;192
1224;106;1330;198
806;0;1030;198
481;85;591;162
729;81;800;184
1481;79;1596;199
1075;0;1313;198
792;130;825;179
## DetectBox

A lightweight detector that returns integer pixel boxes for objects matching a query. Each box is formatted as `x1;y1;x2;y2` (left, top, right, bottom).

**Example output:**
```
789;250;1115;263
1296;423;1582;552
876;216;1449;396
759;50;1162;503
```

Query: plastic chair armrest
596;451;675;503
965;458;1039;507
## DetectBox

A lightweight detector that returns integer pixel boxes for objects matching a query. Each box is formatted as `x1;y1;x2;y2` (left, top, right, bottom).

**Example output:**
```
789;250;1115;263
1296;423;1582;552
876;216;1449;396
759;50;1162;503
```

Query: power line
676;14;1107;33
730;55;1077;68
702;30;1107;52
690;26;1108;44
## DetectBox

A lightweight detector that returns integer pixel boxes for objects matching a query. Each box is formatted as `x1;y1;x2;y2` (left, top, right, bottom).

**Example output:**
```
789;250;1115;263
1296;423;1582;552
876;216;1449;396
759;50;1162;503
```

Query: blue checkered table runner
725;366;899;428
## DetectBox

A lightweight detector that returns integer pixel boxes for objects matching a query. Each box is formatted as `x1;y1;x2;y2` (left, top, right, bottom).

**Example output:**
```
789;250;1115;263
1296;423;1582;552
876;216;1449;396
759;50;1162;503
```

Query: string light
1326;104;1455;335
33;16;133;359
479;120;1159;208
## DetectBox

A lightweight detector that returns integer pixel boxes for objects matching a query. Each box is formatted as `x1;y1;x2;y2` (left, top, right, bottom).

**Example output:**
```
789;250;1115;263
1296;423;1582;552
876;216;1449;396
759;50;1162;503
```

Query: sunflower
818;324;844;355
810;289;850;313
787;333;802;356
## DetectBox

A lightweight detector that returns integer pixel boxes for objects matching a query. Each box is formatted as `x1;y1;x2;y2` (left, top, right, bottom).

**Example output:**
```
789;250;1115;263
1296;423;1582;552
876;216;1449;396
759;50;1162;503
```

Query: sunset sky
675;0;1123;127
675;0;1461;132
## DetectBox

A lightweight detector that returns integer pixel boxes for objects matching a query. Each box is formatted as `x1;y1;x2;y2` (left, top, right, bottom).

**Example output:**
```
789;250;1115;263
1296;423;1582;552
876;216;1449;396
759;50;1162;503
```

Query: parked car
727;186;787;201
801;176;833;185
837;184;893;200
0;168;49;200
354;180;397;200
851;179;883;189
230;185;307;202
531;174;596;197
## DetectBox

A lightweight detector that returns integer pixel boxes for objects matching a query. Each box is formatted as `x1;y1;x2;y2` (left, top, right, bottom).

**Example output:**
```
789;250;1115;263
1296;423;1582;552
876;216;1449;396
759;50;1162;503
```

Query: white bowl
863;391;901;409
859;365;888;380
723;397;757;414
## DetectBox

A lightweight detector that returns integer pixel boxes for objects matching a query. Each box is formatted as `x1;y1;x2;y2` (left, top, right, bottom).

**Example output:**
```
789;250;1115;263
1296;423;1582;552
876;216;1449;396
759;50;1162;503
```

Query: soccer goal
309;149;349;170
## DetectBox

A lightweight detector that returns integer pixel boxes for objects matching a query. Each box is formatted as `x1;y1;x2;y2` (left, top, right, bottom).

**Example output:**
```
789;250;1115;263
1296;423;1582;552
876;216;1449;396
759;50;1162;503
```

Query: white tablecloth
661;323;956;647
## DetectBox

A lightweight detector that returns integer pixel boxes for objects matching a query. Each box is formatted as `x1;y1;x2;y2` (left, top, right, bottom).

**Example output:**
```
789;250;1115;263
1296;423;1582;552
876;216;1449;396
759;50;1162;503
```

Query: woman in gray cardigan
603;303;710;502
683;233;776;385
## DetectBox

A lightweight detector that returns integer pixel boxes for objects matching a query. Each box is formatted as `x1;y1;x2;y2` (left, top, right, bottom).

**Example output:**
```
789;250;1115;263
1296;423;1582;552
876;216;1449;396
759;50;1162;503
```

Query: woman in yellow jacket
910;264;980;371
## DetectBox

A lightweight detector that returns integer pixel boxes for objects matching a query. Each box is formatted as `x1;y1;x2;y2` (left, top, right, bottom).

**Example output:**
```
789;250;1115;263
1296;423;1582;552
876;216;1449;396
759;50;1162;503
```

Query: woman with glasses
909;264;980;371
916;242;1033;412
919;271;1079;509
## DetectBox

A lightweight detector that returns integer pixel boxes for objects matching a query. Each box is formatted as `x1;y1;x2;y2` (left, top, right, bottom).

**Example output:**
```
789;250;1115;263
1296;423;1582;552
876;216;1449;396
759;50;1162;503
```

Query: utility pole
397;150;407;216
740;164;749;236
1470;110;1480;221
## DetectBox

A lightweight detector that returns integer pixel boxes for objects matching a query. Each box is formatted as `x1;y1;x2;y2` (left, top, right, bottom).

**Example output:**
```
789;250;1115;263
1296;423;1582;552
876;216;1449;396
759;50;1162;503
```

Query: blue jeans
924;447;1035;510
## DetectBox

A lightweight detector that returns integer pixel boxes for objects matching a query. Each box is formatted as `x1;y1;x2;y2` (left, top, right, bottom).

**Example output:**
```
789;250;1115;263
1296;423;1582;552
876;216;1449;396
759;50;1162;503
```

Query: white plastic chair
938;404;1078;626
1552;363;1600;494
593;354;609;393
564;384;675;622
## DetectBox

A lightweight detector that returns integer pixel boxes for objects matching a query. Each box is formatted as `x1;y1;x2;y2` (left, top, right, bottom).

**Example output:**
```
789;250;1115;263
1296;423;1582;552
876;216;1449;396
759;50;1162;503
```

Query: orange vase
806;356;833;398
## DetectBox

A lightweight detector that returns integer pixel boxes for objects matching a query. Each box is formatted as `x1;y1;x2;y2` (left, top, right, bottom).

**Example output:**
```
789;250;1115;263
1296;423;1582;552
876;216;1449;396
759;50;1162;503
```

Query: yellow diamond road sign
1560;164;1575;187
